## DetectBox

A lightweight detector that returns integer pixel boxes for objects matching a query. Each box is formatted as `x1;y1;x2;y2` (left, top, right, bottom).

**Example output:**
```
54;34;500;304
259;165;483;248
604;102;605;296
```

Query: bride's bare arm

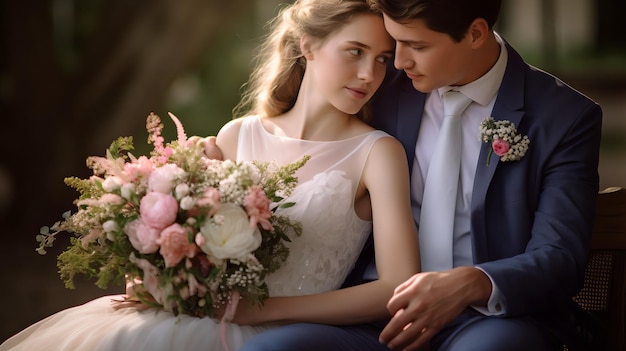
215;118;244;161
224;136;421;325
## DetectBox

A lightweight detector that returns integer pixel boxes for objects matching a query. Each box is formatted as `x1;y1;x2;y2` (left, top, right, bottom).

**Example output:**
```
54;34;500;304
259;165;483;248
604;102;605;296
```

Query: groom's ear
300;35;315;61
468;18;489;49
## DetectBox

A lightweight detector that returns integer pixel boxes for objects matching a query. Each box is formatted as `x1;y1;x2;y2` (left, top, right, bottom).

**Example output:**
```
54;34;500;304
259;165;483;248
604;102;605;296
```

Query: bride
1;0;420;350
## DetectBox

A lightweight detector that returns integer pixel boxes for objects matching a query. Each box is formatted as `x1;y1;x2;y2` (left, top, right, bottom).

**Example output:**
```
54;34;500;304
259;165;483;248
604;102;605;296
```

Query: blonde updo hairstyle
233;0;380;120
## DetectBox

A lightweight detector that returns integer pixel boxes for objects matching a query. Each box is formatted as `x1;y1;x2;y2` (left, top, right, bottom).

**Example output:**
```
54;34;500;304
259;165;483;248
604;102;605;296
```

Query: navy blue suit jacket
354;42;602;349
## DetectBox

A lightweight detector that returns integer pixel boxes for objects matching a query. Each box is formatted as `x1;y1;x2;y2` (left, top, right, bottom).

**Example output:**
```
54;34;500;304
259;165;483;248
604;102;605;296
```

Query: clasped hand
379;267;492;351
187;135;223;160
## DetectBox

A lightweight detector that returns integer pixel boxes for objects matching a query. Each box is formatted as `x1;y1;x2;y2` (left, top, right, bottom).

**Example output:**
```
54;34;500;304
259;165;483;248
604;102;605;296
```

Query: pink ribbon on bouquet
220;290;241;351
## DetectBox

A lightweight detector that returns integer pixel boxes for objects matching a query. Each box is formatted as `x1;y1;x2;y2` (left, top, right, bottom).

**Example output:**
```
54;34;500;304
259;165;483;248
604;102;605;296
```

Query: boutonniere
479;117;530;166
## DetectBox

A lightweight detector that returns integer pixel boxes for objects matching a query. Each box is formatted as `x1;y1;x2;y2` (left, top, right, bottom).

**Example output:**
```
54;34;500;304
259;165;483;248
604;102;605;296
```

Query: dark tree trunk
0;0;255;341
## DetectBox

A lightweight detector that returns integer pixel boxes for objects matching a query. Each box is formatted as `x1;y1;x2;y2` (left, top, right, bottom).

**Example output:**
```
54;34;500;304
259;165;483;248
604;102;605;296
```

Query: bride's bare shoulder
216;116;254;160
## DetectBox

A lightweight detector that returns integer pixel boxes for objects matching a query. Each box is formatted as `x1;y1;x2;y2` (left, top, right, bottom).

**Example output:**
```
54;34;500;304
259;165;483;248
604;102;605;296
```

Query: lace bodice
237;116;389;296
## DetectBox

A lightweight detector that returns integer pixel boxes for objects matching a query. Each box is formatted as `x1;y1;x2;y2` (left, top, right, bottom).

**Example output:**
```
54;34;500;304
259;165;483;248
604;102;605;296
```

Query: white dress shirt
411;33;508;315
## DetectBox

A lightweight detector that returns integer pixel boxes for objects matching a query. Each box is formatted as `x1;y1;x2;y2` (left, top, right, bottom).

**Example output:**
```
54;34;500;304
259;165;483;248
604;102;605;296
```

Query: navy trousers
239;310;561;351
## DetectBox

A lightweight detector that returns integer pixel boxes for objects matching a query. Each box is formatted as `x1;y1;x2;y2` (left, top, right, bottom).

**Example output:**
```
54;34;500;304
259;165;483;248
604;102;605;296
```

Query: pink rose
140;191;179;230
157;223;196;268
492;139;510;157
123;156;154;181
196;187;221;215
244;185;273;230
125;219;161;253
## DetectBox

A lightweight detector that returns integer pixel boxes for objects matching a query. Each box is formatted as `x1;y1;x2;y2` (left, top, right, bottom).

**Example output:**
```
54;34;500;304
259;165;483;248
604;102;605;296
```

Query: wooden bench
573;186;626;351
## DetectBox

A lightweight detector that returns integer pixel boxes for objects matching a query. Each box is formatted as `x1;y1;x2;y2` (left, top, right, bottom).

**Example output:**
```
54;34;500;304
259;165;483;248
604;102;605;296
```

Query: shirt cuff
471;266;506;316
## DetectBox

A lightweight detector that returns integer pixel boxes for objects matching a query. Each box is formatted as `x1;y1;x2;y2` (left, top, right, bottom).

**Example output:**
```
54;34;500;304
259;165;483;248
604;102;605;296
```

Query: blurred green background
0;0;624;343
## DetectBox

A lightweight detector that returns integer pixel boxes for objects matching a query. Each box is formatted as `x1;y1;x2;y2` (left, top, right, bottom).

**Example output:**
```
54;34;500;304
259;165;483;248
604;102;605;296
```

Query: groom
239;0;602;350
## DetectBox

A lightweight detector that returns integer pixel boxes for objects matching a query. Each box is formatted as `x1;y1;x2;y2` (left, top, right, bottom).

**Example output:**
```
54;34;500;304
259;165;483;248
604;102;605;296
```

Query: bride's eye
376;55;391;64
348;48;362;56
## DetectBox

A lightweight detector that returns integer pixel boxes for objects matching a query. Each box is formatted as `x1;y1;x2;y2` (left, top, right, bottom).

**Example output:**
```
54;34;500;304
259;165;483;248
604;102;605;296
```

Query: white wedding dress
1;116;391;351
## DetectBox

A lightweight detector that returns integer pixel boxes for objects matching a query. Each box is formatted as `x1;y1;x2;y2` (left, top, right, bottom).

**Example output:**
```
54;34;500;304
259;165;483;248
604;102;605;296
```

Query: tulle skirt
0;294;271;351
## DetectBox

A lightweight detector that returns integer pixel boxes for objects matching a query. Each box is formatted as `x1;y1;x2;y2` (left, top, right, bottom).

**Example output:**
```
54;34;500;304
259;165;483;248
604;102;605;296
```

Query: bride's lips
346;87;368;99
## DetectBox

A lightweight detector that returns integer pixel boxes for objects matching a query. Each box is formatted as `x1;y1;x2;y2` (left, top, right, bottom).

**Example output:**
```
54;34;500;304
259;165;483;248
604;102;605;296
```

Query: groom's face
383;15;475;93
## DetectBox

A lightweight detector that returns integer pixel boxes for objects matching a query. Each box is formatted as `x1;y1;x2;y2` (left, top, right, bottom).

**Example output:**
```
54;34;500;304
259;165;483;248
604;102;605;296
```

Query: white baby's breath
479;117;530;165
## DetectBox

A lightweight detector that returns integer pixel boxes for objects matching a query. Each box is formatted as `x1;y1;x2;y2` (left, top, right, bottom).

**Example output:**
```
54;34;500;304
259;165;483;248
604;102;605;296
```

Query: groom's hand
379;267;491;351
188;136;223;160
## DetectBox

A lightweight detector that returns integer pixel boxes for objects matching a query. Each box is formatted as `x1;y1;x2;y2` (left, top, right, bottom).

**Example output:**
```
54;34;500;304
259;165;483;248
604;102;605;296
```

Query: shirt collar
438;32;508;106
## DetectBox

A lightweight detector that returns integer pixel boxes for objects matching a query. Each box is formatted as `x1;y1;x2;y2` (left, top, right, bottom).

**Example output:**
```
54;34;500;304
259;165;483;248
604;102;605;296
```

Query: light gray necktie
419;90;472;271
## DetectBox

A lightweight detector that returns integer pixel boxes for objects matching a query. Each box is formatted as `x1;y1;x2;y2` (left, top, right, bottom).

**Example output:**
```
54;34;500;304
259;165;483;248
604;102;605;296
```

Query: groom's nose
393;44;414;70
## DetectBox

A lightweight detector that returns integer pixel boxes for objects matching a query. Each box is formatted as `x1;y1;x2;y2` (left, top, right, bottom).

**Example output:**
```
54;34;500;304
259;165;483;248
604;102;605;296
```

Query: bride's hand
187;136;223;160
111;276;152;311
124;276;145;298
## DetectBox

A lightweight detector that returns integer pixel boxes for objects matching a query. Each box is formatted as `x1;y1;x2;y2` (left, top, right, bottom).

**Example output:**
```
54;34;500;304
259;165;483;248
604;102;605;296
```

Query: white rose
179;196;195;210
175;183;190;199
103;220;118;241
102;220;118;233
121;183;136;200
198;203;261;261
102;176;122;192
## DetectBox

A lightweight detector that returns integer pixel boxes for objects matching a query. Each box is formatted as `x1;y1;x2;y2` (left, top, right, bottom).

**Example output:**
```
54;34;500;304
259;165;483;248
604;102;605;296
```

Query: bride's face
303;14;394;115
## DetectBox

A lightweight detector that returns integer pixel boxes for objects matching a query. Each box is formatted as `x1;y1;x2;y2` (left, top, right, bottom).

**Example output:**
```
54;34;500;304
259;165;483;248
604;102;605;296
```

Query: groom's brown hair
369;0;501;42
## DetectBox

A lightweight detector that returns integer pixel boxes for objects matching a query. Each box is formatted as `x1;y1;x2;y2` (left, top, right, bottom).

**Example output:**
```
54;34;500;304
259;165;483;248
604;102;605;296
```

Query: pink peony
140;191;179;230
157;223;196;268
125;219;161;253
243;185;273;230
148;163;186;194
492;139;510;157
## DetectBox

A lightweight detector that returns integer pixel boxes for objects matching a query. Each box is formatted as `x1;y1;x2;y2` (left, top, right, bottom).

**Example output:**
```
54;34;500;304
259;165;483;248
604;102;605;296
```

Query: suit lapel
396;87;426;175
471;42;526;261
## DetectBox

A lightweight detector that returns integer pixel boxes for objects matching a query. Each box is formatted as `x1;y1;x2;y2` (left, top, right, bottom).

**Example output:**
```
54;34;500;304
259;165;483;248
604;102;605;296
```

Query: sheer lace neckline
251;115;377;143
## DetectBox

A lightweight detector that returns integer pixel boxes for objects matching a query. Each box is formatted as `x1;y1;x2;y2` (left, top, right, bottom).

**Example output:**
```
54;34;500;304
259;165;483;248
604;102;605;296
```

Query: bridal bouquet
36;112;309;318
